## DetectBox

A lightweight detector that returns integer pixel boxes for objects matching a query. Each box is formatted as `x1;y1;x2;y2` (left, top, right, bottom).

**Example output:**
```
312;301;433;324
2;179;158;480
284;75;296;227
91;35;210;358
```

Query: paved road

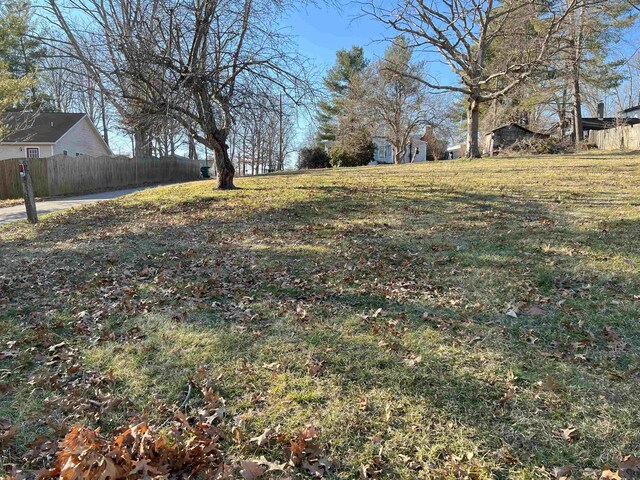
0;186;151;226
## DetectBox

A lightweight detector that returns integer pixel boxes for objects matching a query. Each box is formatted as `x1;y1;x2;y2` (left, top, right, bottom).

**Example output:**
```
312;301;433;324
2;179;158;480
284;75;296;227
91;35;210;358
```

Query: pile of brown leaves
4;383;337;479
44;421;228;479
33;388;230;479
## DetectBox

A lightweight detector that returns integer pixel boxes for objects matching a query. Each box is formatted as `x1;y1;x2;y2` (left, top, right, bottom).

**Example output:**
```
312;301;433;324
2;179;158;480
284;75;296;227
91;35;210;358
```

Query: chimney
597;101;605;120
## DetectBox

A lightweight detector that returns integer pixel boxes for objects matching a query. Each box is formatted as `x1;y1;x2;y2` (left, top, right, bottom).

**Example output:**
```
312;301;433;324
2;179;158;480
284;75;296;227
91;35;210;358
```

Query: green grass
1;152;640;478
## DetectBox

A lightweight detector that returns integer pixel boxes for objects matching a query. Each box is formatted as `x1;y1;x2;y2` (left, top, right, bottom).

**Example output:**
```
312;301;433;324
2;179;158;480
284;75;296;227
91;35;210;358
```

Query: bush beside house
298;147;332;169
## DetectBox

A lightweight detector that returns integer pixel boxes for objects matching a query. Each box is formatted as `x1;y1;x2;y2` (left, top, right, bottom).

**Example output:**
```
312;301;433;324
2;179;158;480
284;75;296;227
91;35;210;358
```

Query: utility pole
19;161;38;224
279;93;284;171
100;89;109;146
242;128;247;176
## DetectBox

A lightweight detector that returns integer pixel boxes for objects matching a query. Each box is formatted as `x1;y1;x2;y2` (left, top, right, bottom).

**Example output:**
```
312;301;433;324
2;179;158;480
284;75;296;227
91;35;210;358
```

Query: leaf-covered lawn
1;153;640;479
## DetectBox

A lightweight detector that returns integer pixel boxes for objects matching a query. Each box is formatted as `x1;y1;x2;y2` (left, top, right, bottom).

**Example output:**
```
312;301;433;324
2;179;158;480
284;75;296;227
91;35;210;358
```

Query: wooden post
19;161;38;224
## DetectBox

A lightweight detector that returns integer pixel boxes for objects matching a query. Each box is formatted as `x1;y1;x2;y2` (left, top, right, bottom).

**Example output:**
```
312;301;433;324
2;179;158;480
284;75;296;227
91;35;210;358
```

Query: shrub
329;127;375;167
297;147;332;170
503;136;573;156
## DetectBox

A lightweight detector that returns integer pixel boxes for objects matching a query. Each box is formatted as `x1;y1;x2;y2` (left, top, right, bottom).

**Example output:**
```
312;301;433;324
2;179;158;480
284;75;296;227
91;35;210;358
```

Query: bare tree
43;0;312;188
363;0;584;157
364;36;430;164
230;92;298;174
563;0;635;147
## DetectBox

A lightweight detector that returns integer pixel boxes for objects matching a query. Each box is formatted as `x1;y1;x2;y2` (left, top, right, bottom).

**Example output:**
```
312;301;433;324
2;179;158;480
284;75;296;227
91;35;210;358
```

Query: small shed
484;123;549;156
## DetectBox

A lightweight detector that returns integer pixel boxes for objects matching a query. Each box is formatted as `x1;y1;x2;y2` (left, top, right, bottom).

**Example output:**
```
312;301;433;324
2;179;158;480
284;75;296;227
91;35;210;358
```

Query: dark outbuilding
484;123;549;156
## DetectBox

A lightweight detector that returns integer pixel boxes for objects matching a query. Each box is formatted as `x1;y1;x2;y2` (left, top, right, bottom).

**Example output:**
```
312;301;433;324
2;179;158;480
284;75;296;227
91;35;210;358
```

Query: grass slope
1;153;640;478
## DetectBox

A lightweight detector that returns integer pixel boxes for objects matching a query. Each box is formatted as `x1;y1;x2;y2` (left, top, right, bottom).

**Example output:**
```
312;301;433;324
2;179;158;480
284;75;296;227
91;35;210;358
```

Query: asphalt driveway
0;186;150;226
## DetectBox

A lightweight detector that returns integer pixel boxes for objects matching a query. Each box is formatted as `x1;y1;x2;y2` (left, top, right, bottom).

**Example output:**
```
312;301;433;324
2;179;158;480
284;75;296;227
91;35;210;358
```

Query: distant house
321;132;431;164
372;134;428;164
0;112;112;160
484;123;549;155
581;117;640;140
446;144;466;159
621;105;640;119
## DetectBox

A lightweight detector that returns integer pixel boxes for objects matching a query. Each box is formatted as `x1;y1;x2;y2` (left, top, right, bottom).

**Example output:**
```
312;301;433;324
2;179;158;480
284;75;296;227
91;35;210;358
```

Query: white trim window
25;147;40;158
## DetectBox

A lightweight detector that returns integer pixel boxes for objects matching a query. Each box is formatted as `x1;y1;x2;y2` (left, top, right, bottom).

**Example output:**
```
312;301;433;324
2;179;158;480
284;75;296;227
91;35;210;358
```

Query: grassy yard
1;153;639;479
0;199;25;209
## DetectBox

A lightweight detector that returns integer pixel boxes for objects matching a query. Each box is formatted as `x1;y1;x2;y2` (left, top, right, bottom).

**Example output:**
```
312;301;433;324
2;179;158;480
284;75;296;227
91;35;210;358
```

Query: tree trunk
134;129;152;157
210;138;235;189
467;97;481;158
558;89;568;140
571;60;583;148
100;91;109;146
188;134;199;161
393;145;403;165
571;3;584;150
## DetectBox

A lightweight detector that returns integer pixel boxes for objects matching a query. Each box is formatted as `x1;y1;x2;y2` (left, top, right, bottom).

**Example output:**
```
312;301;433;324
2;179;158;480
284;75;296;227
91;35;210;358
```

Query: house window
63;150;68;156
26;147;40;158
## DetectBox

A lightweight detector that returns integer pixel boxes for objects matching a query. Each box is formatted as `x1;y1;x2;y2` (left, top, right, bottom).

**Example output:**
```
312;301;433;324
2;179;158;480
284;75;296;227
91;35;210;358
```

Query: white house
0;112;112;160
371;134;428;164
446;144;466;159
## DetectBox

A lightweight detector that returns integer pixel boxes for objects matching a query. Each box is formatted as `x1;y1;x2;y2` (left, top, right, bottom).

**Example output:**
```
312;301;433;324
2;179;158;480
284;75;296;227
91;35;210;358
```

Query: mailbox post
19;162;38;224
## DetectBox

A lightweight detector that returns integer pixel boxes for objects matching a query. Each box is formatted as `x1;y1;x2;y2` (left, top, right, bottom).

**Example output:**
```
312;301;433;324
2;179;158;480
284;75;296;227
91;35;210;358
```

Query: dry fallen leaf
251;456;287;472
250;428;274;447
307;359;323;377
560;426;580;443
523;304;548;316
601;469;622;480
240;460;266;480
552;465;573;480
0;423;17;448
618;456;640;478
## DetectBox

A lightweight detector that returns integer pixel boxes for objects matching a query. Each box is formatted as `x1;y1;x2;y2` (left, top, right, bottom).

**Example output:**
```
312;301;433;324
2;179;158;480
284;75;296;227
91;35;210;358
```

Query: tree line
0;0;309;188
366;0;639;157
0;0;639;187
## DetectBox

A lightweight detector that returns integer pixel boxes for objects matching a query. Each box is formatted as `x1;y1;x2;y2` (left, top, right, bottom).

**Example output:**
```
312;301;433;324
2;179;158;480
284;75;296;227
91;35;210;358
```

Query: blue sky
281;3;390;72
281;2;457;86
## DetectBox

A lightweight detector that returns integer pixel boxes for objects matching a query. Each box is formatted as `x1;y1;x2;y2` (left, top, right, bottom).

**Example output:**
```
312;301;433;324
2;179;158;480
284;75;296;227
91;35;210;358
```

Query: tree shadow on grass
1;178;640;477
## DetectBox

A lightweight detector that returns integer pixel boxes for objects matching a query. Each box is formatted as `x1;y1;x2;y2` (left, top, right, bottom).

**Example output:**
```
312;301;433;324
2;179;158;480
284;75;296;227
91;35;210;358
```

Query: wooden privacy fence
0;154;200;200
588;124;640;151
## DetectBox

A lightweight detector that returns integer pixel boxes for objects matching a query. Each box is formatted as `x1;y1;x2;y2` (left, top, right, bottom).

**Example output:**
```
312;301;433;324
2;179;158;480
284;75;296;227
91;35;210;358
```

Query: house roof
489;123;550;137
490;123;537;134
582;117;640;131
1;112;86;143
622;105;640;113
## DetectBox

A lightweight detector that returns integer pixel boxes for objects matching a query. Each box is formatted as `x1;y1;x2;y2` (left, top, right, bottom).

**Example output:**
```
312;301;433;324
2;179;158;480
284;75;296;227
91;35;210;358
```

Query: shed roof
582;117;640;131
490;123;537;134
489;123;549;137
1;112;86;143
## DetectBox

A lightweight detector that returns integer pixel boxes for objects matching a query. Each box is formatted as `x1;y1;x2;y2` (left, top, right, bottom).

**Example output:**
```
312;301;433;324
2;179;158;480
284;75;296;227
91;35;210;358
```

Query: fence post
19;161;38;224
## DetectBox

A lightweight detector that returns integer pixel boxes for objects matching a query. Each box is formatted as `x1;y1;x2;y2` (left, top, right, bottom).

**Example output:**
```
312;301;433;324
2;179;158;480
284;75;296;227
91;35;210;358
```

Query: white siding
54;117;111;157
0;144;54;160
409;139;428;162
373;136;429;164
373;138;393;163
